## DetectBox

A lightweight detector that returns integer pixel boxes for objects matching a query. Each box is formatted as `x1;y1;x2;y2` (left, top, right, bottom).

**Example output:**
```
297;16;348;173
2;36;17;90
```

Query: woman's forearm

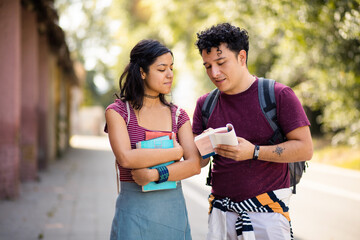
115;146;183;169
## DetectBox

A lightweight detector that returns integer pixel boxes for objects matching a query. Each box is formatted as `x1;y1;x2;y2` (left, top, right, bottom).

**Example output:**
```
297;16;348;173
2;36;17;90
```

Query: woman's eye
159;69;165;72
205;65;211;69
218;62;224;66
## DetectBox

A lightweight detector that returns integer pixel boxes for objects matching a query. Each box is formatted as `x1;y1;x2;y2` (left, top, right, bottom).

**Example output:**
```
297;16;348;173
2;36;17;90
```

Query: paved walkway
0;135;209;240
3;135;360;240
0;136;118;240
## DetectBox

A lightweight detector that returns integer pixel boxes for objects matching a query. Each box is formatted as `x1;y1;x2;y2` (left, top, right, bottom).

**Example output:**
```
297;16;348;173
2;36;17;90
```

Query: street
0;135;359;240
182;154;360;240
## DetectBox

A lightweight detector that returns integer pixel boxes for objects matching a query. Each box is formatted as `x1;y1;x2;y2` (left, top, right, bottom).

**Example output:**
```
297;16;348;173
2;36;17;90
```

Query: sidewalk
3;134;359;240
0;135;210;240
0;136;117;240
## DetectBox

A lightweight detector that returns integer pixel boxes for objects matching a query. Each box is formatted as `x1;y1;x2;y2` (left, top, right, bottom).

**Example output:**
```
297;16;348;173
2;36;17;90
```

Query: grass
312;137;360;171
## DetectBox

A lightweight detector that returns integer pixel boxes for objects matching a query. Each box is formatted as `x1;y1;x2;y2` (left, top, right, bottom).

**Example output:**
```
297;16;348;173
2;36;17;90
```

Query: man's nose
211;66;220;78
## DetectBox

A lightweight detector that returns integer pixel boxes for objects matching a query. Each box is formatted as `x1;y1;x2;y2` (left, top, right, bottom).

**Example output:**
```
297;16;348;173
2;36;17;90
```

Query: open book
194;123;238;159
136;134;177;192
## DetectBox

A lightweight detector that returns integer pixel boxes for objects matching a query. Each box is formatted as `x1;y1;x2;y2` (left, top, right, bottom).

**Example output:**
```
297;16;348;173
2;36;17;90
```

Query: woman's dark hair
195;23;249;63
118;39;173;109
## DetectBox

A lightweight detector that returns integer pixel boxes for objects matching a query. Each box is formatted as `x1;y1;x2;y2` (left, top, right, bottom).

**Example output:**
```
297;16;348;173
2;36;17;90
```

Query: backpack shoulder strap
115;101;131;195
200;89;220;186
258;78;304;194
258;78;286;144
125;101;130;125
258;78;277;131
175;106;181;127
201;88;220;129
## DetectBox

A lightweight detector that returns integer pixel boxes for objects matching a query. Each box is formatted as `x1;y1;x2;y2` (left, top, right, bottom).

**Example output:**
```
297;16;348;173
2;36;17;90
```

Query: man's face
201;43;246;95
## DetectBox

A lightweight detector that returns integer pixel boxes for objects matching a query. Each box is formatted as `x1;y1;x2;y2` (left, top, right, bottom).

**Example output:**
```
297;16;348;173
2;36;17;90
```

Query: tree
57;0;360;146
55;0;118;107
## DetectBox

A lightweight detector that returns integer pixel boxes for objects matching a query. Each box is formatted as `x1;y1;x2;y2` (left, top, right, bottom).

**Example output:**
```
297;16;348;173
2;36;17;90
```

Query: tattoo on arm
273;146;285;156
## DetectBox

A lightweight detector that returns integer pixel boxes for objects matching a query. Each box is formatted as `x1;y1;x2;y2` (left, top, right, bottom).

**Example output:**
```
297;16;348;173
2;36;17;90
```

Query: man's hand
214;137;254;161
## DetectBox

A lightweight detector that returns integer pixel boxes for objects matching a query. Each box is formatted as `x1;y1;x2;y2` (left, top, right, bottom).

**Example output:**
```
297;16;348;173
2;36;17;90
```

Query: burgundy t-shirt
192;78;310;202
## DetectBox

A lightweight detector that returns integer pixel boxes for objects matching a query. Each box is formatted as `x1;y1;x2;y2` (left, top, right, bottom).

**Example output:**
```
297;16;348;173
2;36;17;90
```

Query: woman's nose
167;69;173;78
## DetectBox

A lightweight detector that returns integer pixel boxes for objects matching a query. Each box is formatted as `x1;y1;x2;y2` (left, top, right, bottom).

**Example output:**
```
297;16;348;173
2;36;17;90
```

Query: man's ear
237;50;247;65
140;67;146;79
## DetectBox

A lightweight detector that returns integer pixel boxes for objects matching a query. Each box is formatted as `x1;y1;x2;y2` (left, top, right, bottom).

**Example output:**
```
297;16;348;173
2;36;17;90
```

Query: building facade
0;0;81;199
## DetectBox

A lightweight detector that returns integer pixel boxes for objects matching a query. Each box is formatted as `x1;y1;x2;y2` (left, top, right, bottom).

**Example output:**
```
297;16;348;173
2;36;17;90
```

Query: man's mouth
214;78;226;83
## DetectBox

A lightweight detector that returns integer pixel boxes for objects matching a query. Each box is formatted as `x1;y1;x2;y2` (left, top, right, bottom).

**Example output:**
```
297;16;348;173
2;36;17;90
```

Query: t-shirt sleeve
192;94;208;135
104;100;129;133
277;86;310;135
176;107;190;132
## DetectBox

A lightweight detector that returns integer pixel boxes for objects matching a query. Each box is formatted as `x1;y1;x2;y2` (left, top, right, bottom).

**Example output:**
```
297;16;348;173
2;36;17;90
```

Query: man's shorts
207;208;291;240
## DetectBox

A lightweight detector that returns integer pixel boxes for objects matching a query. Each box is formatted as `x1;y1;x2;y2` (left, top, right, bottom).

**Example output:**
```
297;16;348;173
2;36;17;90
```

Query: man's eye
218;62;224;66
205;65;211;69
159;69;165;72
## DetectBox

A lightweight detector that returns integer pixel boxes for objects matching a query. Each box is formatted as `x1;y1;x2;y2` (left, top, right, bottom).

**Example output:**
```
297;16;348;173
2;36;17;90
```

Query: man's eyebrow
203;57;226;65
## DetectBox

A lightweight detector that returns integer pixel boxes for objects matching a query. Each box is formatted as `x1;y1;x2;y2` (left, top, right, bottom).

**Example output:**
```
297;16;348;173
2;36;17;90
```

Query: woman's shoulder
171;104;188;116
106;99;130;120
171;104;190;129
106;99;126;112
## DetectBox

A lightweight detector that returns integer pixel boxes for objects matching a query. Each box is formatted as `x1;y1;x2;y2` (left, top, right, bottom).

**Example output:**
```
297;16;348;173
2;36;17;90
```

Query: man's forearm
257;139;313;163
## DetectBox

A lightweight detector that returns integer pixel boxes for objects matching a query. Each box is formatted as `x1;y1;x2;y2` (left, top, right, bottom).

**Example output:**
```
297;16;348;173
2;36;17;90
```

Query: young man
192;23;313;240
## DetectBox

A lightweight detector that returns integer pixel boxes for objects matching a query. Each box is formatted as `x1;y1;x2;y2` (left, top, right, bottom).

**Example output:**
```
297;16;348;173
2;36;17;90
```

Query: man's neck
230;73;255;94
241;74;256;92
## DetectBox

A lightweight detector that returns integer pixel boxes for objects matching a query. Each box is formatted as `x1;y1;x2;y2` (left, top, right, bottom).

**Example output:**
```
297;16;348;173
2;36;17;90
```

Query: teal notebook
136;135;174;149
136;136;177;192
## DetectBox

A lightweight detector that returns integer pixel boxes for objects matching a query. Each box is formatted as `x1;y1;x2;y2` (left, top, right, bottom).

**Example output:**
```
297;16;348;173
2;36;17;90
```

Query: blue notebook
136;136;177;192
136;135;174;149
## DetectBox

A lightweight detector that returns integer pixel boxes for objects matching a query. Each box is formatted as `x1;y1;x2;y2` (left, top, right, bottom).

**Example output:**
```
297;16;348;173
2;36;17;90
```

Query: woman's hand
131;168;157;186
172;132;183;160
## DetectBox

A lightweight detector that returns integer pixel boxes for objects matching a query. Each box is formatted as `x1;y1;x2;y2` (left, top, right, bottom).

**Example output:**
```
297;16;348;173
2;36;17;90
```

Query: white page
209;124;238;147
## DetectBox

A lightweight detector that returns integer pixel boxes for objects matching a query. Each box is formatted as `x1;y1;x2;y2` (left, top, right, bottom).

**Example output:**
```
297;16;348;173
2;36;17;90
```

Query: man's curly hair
196;23;249;62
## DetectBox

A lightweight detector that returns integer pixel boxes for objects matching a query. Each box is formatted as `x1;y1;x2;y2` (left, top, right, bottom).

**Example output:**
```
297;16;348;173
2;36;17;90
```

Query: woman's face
142;52;174;95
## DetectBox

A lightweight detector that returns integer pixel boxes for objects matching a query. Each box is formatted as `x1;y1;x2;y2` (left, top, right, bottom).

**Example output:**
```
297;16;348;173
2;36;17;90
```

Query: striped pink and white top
104;99;190;182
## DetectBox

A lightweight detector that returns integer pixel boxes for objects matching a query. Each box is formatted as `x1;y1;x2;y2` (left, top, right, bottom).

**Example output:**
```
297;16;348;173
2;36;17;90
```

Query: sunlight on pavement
70;135;112;151
301;179;360;202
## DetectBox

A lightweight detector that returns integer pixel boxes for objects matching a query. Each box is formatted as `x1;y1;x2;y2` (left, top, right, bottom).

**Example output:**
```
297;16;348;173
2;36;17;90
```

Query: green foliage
56;0;360;146
55;0;118;108
267;0;360;146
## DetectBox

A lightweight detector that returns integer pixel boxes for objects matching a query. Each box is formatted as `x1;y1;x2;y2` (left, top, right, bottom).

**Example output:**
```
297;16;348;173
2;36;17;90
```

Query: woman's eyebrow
157;63;174;67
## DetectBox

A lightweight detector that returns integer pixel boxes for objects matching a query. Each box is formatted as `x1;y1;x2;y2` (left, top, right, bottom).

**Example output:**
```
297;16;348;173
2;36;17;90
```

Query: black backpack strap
201;88;220;130
258;78;286;144
201;88;220;186
259;78;301;193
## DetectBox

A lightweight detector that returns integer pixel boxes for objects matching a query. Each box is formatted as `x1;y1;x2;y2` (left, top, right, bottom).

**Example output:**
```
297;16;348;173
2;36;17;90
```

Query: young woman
104;39;201;240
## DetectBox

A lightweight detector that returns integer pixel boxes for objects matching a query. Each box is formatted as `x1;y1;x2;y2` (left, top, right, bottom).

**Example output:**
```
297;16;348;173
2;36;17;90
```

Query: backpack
201;78;307;194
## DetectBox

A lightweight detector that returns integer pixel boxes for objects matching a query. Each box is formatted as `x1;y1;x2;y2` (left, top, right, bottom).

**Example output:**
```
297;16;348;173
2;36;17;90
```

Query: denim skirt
110;181;192;240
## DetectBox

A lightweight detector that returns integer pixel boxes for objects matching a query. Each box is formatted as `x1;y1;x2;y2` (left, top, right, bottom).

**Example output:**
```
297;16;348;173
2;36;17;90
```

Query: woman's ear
140;67;146;80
